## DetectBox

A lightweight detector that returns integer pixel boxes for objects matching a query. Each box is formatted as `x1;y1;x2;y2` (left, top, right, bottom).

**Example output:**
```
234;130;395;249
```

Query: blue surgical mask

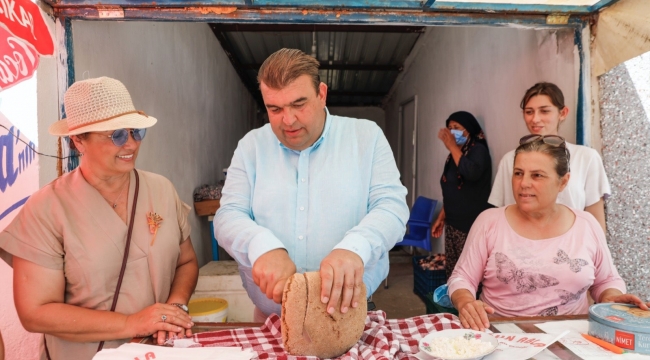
450;129;468;145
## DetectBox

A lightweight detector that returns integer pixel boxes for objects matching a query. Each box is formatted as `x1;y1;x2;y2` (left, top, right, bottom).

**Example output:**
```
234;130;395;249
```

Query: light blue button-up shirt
214;109;409;315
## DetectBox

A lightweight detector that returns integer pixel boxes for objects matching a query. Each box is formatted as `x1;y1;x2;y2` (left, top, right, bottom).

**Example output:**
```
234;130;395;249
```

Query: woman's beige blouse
0;168;191;360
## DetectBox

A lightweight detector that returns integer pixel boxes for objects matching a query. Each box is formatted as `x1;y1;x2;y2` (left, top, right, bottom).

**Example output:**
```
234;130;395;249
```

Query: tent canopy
592;0;650;76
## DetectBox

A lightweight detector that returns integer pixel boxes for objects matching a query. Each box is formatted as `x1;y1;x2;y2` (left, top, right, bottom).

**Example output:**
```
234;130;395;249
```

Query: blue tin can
588;303;650;355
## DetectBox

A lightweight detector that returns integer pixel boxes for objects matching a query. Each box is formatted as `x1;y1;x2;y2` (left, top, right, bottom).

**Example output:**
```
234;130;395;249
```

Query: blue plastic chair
385;196;437;288
396;196;437;251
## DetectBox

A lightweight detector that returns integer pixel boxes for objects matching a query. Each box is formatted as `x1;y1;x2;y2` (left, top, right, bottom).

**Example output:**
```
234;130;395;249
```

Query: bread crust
281;272;367;358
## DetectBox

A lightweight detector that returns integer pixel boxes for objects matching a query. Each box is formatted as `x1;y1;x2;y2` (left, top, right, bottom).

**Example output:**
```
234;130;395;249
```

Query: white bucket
189;298;228;323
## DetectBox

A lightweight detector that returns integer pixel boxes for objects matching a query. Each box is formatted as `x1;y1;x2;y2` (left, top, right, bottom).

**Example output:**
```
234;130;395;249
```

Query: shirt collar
278;107;332;153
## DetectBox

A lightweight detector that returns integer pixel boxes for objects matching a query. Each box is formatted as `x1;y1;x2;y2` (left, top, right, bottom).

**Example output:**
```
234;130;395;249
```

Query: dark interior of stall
206;23;433;317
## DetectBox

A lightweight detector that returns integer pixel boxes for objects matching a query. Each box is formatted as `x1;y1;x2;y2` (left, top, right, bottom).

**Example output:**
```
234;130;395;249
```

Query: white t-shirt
488;143;611;209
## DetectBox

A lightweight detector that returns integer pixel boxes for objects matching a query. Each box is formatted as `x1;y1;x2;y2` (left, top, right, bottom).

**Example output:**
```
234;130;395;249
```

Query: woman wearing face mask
489;82;610;232
431;111;493;279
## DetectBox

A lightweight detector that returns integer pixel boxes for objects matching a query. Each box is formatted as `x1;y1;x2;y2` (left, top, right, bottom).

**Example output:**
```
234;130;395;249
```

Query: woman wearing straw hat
0;77;198;360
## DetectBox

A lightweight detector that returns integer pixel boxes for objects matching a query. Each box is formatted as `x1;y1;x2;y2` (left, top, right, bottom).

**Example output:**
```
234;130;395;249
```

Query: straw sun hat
49;77;157;136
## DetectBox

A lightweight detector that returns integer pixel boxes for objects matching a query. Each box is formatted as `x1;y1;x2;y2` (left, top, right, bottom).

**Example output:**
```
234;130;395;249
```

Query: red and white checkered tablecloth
190;310;462;359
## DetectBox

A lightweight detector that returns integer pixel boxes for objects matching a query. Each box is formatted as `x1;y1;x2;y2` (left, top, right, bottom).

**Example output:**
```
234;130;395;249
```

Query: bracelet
171;303;189;313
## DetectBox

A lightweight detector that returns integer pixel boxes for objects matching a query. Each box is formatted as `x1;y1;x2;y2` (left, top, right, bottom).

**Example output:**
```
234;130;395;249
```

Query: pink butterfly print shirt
447;207;625;317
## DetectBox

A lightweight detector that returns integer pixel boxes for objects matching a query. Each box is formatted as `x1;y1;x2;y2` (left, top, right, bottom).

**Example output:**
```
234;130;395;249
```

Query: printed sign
0;25;38;91
484;331;569;360
0;111;38;228
0;0;54;55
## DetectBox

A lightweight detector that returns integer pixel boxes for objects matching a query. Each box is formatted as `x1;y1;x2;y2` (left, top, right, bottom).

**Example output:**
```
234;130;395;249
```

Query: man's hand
320;249;364;315
252;249;297;304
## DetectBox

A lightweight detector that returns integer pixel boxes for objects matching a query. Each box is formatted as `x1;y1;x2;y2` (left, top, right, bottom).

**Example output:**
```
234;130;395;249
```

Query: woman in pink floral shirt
448;134;649;331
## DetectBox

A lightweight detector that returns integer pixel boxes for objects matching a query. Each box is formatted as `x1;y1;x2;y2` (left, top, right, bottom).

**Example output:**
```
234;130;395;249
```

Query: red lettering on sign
0;0;53;55
0;25;37;90
494;334;516;341
615;330;635;350
134;353;156;360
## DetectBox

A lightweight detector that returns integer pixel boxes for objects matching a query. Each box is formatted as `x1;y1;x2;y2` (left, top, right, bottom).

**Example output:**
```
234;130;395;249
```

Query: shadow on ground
371;247;432;319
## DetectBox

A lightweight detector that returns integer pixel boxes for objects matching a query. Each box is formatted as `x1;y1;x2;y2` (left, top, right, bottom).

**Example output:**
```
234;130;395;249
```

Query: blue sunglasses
99;128;147;146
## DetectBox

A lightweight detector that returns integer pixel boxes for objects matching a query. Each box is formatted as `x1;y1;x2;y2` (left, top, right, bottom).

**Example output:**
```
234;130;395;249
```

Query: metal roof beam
208;24;265;109
327;101;383;106
328;91;386;97
212;24;425;33
242;63;402;71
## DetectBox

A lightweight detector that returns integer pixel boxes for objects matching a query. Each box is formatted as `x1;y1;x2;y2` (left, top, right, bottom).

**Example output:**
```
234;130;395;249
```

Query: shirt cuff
592;281;627;303
247;231;286;266
333;234;371;266
447;277;477;300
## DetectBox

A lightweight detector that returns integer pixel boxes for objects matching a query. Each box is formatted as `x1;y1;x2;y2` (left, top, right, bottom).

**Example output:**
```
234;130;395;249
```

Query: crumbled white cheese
425;335;494;359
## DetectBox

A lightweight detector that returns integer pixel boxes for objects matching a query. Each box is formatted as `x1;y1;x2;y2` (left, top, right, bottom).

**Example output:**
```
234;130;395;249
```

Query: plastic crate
424;292;459;315
412;255;447;300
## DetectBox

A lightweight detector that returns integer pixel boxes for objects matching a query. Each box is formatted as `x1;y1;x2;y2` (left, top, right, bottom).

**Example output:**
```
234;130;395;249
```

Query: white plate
418;329;498;360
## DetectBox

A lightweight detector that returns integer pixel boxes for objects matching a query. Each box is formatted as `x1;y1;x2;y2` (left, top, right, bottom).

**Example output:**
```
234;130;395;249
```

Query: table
132;322;263;345
134;316;590;359
490;314;589;360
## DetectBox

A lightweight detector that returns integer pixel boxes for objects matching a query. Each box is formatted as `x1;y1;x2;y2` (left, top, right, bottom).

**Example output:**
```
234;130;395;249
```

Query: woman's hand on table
153;302;193;346
456;298;494;332
125;303;194;345
153;327;193;345
600;289;650;310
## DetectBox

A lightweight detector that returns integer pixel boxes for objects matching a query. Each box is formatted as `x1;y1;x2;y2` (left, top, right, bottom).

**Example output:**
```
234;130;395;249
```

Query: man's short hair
257;48;321;93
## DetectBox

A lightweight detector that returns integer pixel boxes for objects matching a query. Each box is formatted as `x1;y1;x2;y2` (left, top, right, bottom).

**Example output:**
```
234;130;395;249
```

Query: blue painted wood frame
52;6;587;28
575;26;586;146
45;0;618;13
427;0;617;13
60;18;75;116
209;219;219;261
54;17;80;172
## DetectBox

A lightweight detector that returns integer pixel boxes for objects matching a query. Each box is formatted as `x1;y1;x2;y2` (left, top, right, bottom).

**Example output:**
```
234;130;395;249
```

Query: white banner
0;111;38;229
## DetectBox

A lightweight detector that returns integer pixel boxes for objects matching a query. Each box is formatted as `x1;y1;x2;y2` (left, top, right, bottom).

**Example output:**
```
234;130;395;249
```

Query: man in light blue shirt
214;48;409;320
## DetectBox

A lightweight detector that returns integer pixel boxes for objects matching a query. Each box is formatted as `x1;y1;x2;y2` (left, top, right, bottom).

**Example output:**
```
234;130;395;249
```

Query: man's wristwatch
171;303;189;313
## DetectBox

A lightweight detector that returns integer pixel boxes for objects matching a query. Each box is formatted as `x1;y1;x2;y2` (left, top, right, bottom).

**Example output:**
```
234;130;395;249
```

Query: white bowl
418;329;499;360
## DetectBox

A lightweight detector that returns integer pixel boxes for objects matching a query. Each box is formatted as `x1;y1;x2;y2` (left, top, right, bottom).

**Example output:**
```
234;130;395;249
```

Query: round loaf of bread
281;272;367;358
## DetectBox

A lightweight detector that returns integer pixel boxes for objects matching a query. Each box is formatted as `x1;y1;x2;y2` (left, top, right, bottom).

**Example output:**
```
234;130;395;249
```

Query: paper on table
491;323;561;360
493;323;526;334
483;331;569;360
534;320;589;335
535;321;650;360
92;343;255;360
